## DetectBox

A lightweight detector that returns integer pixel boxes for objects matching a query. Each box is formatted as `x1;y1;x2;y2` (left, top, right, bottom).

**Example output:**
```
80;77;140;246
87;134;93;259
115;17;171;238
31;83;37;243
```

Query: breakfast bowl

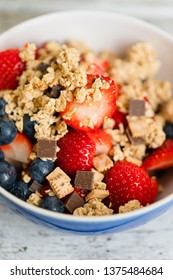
0;10;173;235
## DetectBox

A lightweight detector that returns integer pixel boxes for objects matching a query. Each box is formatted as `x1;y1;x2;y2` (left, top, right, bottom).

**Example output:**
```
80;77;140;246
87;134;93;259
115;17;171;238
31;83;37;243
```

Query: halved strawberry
142;139;173;171
60;74;118;132
87;58;109;75
0;133;32;163
112;110;128;129
0;49;25;89
86;128;112;156
87;63;105;75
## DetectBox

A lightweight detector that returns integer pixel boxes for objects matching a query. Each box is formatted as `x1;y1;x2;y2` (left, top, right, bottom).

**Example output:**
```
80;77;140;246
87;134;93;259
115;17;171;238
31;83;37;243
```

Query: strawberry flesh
86;128;112;156
60;74;118;132
0;133;32;164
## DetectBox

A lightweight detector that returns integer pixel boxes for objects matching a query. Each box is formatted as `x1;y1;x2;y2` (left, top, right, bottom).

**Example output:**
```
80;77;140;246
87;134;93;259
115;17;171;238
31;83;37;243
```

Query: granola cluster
1;39;173;216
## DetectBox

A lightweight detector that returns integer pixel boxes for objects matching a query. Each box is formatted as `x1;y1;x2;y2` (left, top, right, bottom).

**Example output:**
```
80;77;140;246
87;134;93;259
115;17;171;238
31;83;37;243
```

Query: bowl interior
0;11;173;221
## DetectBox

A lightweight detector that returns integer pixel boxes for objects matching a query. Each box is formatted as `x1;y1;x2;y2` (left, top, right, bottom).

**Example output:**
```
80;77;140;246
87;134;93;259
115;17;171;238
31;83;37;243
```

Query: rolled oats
73;199;113;216
119;200;143;213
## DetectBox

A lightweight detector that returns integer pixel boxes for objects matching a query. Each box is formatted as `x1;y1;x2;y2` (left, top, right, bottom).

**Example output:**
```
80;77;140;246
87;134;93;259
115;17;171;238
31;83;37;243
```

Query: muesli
0;40;172;216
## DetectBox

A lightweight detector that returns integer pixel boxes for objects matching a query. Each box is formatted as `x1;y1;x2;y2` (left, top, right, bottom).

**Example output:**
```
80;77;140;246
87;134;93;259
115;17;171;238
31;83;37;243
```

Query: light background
0;0;173;260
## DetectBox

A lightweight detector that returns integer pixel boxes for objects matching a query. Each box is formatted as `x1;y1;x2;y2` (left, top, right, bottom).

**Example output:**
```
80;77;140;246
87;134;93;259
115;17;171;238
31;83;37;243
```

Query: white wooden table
0;0;173;260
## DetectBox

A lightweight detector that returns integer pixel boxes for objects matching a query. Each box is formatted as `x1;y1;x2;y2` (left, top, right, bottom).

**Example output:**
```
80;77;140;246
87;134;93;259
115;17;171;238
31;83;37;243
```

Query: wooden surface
0;0;173;260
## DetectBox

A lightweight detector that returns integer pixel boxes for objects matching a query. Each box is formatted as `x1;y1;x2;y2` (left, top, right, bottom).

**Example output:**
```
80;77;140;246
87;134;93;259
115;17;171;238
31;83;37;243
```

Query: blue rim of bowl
0;10;173;223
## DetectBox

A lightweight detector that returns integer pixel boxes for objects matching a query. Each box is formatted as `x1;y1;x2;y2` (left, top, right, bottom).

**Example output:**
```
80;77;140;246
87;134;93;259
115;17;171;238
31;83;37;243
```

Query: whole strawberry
56;130;96;177
104;160;158;212
0;49;25;89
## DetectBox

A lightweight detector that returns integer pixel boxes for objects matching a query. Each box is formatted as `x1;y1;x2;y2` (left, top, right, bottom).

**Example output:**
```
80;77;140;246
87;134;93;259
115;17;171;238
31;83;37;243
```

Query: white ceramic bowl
0;10;173;235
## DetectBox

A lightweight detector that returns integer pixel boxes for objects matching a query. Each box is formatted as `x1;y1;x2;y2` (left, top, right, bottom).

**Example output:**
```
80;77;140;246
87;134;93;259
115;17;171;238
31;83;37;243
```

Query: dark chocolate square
129;99;145;116
74;170;94;190
37;139;57;159
29;180;42;193
126;128;145;145
64;192;85;213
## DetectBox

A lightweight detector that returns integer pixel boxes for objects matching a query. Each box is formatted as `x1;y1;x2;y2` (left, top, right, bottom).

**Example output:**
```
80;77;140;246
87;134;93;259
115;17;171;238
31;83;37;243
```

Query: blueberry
9;181;32;200
0;161;17;190
40;196;64;213
0;116;17;145
0;149;5;161
29;158;54;183
23;114;37;141
163;123;173;139
0;98;6;118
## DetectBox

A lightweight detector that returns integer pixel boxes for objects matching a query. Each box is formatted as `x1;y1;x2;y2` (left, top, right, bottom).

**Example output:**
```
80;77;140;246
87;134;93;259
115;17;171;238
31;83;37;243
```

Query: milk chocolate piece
129;99;145;116
74;170;94;190
64;192;85;213
29;180;42;193
37;139;57;159
126;128;145;145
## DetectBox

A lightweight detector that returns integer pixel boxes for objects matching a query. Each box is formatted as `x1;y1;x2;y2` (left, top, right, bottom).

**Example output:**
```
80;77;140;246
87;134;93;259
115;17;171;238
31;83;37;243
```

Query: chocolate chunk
64;192;85;213
37;62;50;74
126;128;145;145
74;170;94;190
129;99;145;116
29;180;42;193
37;139;57;159
47;84;65;98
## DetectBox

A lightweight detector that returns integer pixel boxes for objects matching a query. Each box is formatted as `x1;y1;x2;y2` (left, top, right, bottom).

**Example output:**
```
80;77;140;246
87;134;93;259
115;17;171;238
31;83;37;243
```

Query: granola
0;39;172;217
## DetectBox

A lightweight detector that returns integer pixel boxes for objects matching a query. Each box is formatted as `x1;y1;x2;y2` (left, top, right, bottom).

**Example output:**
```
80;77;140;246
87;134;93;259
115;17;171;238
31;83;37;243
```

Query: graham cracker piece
93;154;113;172
85;189;109;202
46;167;74;199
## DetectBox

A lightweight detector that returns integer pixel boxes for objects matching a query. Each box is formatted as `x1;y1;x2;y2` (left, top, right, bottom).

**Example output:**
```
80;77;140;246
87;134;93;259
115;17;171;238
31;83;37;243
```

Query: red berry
73;187;88;199
0;133;32;163
142;139;173;170
86;128;112;156
40;184;51;198
56;130;96;177
104;160;158;212
112;110;128;129
60;74;118;132
0;49;25;89
87;58;109;75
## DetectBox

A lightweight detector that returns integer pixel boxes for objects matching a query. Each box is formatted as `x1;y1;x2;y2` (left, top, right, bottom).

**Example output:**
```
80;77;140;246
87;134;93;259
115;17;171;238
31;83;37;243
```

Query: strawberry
86;128;112;155
56;130;96;177
60;74;118;132
73;187;88;199
40;183;51;198
104;160;158;212
0;49;25;89
87;58;109;75
142;139;173;171
87;63;105;75
0;133;32;163
112;110;128;129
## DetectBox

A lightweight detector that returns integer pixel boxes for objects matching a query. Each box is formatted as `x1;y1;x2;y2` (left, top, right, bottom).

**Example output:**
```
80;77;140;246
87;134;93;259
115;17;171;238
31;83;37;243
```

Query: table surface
0;0;173;260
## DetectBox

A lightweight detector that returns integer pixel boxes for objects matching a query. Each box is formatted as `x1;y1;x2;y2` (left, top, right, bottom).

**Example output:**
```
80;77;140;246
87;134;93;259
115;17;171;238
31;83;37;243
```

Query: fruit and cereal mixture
0;40;173;216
